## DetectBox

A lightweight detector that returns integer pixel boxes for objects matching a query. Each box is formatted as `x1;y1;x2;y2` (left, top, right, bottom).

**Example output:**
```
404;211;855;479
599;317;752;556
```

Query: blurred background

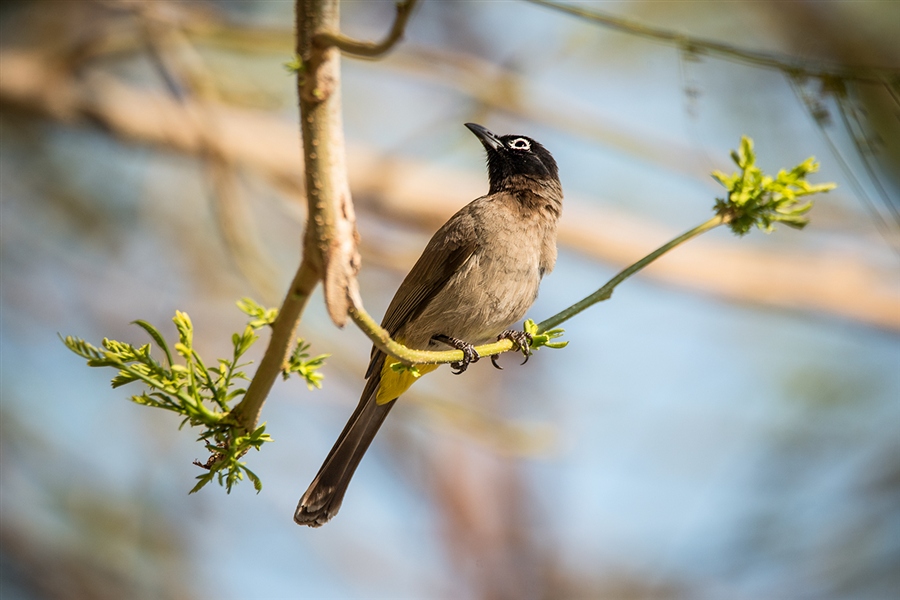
1;1;898;598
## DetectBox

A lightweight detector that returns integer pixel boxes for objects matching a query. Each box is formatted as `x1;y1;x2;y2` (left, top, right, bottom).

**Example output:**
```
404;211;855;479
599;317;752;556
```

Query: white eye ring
508;138;531;151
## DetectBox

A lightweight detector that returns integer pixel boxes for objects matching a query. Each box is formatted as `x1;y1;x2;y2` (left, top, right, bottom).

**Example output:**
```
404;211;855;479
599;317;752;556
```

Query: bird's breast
401;197;557;349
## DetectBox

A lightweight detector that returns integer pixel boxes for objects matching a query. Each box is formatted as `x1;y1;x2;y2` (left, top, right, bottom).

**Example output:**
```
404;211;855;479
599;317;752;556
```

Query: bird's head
465;122;559;194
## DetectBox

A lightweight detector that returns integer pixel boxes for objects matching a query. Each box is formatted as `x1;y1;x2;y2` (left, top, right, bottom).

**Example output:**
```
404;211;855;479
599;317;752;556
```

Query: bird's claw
450;344;480;374
431;334;480;375
493;329;533;367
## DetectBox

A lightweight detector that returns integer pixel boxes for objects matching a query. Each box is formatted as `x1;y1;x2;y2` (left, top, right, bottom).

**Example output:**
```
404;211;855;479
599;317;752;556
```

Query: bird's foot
490;330;534;370
431;334;480;374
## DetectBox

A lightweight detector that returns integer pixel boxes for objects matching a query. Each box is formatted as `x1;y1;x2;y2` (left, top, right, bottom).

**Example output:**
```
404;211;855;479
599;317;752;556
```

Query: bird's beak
465;123;504;151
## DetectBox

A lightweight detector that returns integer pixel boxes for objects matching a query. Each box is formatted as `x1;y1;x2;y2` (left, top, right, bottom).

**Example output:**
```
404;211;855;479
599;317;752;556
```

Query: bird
294;122;562;527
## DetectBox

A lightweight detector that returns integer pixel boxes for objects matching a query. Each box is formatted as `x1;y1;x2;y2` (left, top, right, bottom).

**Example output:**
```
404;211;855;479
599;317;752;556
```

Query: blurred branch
2;50;896;331
833;88;900;255
313;0;417;58
536;0;900;246
834;93;899;226
133;3;281;302
789;76;900;255
65;4;710;180
526;0;900;85
426;439;547;599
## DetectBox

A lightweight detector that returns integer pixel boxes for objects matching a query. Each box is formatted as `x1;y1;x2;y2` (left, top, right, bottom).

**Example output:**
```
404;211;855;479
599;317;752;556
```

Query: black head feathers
465;123;559;194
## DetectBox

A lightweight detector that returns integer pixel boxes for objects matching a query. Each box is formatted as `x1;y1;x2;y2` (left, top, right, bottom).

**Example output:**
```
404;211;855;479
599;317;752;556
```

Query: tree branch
347;134;838;367
234;0;362;431
230;260;318;431
525;0;899;85
344;215;733;367
538;215;725;331
313;0;417;58
297;0;361;326
350;215;729;365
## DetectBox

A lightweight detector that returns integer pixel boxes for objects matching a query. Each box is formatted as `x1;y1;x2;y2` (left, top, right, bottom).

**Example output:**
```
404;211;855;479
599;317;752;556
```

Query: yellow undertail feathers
375;356;438;405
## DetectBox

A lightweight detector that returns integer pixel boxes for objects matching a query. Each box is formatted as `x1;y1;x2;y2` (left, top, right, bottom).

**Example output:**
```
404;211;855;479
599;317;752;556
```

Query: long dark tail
294;358;395;527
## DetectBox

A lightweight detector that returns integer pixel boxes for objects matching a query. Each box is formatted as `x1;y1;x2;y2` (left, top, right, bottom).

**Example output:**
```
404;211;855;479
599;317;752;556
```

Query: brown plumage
294;123;563;527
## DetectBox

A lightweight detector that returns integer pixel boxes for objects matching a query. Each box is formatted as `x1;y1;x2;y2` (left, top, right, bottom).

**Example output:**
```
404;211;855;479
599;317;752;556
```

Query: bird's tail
294;361;395;527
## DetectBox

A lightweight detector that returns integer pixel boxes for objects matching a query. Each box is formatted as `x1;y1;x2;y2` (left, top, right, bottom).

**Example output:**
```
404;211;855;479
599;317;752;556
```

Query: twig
232;0;361;431
345;215;730;367
313;0;417;58
135;3;281;301
525;0;899;85
230;260;319;431
539;215;725;330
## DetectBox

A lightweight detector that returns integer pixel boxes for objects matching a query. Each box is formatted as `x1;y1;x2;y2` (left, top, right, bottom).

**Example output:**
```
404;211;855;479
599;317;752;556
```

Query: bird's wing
365;207;479;377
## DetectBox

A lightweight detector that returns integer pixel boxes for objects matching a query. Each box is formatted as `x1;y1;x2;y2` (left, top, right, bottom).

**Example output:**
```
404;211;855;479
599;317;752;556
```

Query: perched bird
294;123;563;527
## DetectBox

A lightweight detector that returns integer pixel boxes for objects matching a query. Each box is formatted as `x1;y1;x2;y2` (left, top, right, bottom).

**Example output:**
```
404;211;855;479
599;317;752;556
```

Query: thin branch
344;215;730;368
788;76;900;255
136;7;281;303
233;0;359;431
313;0;417;58
230;260;319;431
539;215;725;331
348;299;478;366
834;91;900;227
525;0;899;85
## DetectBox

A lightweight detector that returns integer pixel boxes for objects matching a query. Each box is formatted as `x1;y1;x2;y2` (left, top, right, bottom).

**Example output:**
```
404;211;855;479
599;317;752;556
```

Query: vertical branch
229;0;361;432
297;0;361;327
233;0;421;432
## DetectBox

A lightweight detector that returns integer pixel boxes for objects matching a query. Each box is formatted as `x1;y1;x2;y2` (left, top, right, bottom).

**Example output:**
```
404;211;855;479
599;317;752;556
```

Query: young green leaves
712;136;836;235
523;319;568;351
62;298;328;494
284;341;330;389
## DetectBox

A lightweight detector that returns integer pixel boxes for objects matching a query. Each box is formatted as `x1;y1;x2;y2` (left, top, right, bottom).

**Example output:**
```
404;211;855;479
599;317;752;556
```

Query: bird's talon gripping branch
432;334;480;374
490;329;533;369
498;329;533;366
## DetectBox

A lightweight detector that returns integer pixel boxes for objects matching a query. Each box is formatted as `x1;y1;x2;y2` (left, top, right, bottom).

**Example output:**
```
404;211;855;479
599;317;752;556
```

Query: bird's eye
508;138;531;151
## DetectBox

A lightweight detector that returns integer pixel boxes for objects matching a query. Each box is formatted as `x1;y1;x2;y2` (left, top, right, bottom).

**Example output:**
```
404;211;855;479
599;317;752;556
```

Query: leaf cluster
712;136;836;235
284;341;330;389
524;319;568;350
62;298;328;494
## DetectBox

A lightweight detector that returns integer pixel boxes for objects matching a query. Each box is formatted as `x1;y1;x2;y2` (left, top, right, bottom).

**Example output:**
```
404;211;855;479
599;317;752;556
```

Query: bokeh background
2;1;899;599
